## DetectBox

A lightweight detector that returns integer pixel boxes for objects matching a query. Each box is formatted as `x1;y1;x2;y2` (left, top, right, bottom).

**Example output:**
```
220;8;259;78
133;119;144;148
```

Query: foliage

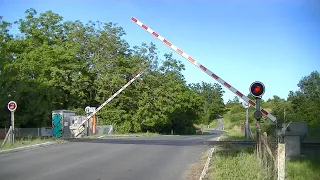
189;82;225;125
0;9;226;135
287;71;320;126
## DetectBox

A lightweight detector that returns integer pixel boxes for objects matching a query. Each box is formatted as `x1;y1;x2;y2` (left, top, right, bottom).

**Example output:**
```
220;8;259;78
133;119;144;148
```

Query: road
0;133;223;180
204;118;224;134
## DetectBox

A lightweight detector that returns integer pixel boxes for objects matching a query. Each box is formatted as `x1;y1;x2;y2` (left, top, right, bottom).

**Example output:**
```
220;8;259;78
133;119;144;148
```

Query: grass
285;148;320;180
286;157;320;180
222;111;233;130
209;120;218;128
0;137;62;150
219;112;248;141
205;145;271;180
205;116;275;180
207;110;320;180
205;113;271;179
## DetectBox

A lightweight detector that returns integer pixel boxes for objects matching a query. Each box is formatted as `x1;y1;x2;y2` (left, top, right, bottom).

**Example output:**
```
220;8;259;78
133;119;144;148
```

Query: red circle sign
7;101;17;112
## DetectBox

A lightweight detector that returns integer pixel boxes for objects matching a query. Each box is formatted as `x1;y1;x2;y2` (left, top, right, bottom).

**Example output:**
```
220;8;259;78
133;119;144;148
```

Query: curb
0;141;67;155
199;136;221;180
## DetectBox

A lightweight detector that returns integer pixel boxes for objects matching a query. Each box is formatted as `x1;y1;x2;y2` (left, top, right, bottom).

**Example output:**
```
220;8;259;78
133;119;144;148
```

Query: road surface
0;134;223;180
204;118;224;134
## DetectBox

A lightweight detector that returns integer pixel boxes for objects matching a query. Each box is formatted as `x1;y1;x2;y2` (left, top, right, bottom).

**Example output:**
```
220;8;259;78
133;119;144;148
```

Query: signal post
249;81;265;156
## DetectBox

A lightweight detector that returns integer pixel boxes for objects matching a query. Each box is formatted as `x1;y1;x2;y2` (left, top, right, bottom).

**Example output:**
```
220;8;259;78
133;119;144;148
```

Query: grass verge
207;111;320;180
204;144;270;180
0;137;61;150
285;148;320;180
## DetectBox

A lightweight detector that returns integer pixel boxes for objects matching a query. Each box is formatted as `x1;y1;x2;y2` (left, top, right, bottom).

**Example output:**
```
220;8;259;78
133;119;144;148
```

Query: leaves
0;9;227;134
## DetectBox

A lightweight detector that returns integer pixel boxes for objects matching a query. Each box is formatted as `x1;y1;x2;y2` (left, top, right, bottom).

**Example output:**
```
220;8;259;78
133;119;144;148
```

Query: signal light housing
250;81;265;98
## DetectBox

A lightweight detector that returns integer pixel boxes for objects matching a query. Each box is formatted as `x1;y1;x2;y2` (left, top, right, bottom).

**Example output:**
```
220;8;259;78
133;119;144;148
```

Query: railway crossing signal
250;81;265;98
249;81;265;121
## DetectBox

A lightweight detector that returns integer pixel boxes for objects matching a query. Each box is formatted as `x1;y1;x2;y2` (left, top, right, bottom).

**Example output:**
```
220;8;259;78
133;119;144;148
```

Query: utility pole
255;97;262;152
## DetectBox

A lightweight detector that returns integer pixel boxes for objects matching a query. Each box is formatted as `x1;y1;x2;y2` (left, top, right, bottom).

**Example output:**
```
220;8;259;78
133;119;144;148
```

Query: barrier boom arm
71;71;144;137
131;17;276;122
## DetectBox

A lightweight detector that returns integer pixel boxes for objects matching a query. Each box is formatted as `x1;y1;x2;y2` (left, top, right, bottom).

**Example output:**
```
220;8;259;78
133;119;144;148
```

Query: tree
189;82;225;125
287;71;320;126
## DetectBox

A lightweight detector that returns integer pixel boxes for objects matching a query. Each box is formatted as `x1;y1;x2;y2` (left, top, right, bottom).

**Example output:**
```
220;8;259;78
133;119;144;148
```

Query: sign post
249;81;265;156
85;106;96;135
241;102;249;140
7;101;17;145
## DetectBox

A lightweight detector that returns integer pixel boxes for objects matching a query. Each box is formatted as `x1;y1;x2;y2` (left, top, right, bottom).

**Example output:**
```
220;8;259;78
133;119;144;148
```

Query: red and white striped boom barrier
131;17;276;122
70;71;145;137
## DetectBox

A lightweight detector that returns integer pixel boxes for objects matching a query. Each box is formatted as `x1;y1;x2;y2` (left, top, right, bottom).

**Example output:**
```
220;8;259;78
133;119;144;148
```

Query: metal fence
256;132;278;180
0;125;113;139
0;127;52;139
96;125;113;135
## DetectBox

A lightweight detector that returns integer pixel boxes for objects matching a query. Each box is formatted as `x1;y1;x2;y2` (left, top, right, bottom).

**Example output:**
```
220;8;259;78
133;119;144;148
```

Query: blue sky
1;0;319;103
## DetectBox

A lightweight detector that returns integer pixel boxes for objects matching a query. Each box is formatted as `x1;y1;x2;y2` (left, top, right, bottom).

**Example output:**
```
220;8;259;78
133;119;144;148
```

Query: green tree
287;71;320;126
190;82;225;125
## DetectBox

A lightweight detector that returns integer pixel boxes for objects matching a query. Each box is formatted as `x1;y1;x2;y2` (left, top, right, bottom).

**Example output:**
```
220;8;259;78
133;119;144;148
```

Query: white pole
11;111;14;144
246;108;249;140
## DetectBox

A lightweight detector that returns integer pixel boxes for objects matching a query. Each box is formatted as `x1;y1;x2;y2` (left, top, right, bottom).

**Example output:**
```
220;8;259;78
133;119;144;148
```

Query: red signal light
253;86;261;93
250;81;265;98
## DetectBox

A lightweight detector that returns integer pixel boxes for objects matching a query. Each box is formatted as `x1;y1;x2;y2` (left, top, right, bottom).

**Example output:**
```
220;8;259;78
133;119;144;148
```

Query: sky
1;0;319;103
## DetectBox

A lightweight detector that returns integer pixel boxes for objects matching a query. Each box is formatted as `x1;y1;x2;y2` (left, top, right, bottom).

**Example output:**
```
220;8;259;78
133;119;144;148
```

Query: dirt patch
185;149;211;180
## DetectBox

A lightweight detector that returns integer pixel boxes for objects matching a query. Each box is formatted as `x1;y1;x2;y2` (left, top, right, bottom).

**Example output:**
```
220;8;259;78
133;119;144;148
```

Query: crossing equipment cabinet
279;121;308;157
52;110;76;138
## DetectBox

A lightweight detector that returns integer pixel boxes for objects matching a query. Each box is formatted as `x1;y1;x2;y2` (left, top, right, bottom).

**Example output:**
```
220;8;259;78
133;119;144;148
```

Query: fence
0;125;113;139
256;132;279;180
96;125;113;135
0;128;52;139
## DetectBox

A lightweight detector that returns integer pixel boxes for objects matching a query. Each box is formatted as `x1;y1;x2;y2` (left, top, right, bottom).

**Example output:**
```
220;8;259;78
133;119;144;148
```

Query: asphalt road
0;134;223;180
204;118;224;134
